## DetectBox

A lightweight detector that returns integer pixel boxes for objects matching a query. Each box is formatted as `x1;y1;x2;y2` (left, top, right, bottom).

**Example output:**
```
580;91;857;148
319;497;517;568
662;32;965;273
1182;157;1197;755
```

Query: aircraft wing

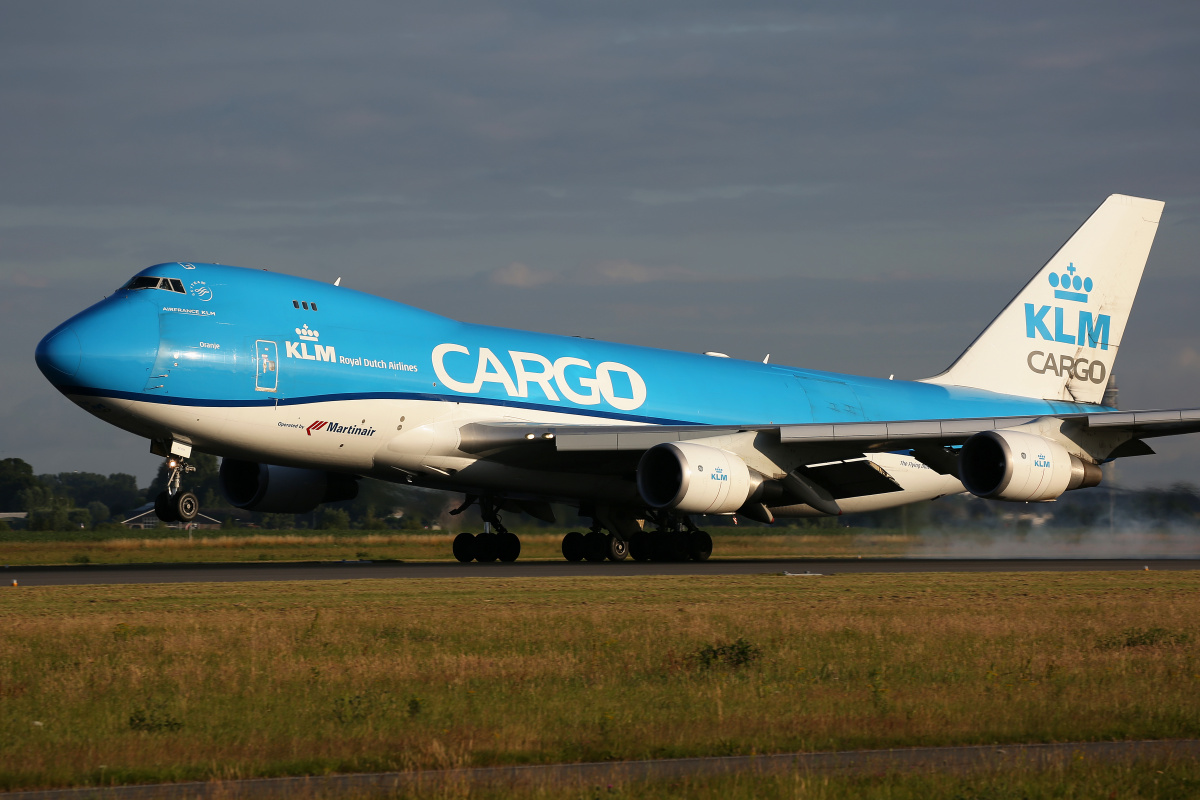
457;407;1200;479
461;407;1200;452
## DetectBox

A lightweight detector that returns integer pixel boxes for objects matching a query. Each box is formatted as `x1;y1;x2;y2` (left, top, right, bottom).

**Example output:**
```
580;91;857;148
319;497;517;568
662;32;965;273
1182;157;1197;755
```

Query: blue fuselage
36;262;1101;433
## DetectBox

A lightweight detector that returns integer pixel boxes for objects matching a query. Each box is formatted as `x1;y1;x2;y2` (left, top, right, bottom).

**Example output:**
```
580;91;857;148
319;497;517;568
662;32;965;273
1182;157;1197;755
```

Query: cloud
1175;347;1200;369
485;259;702;288
572;259;700;285
488;262;552;287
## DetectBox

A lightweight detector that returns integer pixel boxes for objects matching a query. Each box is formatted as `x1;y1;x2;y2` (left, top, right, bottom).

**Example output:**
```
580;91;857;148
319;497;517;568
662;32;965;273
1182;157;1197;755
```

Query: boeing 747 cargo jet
34;195;1199;562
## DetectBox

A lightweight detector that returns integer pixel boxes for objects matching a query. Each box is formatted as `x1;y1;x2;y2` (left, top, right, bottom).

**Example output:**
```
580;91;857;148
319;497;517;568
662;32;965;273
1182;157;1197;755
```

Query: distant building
122;504;222;530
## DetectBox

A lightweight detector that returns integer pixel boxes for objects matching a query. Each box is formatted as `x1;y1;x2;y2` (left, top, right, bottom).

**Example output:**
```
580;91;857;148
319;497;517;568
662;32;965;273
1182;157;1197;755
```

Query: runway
5;557;1199;586
6;740;1199;798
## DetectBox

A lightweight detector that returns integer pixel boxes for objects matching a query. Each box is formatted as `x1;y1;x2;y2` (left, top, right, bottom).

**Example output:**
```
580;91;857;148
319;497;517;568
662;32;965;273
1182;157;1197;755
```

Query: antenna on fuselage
763;354;770;363
334;277;342;286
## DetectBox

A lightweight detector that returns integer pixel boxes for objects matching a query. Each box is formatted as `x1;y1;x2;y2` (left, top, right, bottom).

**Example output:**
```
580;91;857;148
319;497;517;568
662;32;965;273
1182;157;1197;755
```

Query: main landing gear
450;496;522;563
153;456;200;523
560;511;712;563
560;525;629;562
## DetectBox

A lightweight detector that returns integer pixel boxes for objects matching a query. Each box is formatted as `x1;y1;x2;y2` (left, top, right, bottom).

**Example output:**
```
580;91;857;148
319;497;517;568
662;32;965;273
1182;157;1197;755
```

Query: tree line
0;456;459;532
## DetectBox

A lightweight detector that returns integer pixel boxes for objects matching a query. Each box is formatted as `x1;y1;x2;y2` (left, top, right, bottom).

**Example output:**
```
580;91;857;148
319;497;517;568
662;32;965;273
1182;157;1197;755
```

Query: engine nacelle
959;430;1102;502
637;442;755;514
219;459;359;513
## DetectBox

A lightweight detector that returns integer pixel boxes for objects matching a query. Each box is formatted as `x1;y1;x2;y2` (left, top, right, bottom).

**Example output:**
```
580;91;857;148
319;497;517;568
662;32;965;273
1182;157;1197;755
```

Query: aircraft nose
35;326;82;379
35;296;160;391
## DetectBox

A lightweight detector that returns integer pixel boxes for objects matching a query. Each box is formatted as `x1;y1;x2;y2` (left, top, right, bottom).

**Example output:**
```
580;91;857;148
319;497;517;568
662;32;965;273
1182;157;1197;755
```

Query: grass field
3;571;1200;792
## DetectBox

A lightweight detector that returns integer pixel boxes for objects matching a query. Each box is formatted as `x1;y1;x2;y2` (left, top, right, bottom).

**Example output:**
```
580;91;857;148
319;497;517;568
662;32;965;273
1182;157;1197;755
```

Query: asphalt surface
7;740;1200;798
4;557;1199;586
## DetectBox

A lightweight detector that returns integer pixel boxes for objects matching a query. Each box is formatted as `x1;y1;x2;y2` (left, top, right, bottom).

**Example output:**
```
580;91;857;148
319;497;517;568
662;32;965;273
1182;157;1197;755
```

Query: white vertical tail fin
922;194;1164;404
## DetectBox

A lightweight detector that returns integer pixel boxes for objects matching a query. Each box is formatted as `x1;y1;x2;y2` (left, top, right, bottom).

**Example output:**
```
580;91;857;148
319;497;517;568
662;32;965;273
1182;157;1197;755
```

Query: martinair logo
306;420;377;437
1024;263;1110;385
287;325;337;363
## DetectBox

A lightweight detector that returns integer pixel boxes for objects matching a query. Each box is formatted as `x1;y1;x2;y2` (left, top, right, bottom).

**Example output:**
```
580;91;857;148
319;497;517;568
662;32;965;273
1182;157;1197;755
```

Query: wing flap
797;459;903;499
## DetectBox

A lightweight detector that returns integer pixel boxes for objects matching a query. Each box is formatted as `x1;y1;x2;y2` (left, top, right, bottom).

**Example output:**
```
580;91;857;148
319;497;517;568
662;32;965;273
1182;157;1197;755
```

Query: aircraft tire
561;531;585;561
628;531;651;561
582;530;608;562
664;531;690;562
173;491;199;523
475;532;500;562
605;533;629;562
452;532;476;563
688;530;713;562
497;531;521;563
154;491;179;523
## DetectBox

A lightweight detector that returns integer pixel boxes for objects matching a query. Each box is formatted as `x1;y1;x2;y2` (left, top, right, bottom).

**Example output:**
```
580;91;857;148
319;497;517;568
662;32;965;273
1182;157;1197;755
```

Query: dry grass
2;572;1200;791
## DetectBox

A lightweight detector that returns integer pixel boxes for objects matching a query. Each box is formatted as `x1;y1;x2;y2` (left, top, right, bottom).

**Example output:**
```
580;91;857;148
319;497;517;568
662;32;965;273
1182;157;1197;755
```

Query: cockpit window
123;276;187;293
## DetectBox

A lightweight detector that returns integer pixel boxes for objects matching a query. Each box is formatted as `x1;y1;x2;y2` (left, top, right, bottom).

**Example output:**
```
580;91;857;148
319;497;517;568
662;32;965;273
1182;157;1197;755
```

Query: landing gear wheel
654;531;688;562
629;531;651;561
605;534;629;562
173;491;199;523
688;529;713;562
452;532;476;563
154;491;179;523
475;532;499;562
562;531;585;562
583;530;608;562
497;531;521;563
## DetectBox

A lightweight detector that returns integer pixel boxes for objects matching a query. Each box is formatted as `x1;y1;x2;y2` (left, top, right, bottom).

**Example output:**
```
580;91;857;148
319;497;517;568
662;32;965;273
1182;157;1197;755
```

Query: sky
1;2;1199;487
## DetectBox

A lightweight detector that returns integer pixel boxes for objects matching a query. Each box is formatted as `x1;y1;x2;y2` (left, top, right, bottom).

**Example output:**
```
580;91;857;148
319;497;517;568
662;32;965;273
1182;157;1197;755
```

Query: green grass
3;571;1200;791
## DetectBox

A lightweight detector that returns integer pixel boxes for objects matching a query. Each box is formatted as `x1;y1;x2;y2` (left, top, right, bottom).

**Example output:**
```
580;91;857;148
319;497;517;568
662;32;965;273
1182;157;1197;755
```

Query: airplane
34;194;1200;563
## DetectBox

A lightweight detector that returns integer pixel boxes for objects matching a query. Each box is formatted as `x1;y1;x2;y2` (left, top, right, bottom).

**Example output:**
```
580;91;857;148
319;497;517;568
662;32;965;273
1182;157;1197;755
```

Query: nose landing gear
153;456;199;523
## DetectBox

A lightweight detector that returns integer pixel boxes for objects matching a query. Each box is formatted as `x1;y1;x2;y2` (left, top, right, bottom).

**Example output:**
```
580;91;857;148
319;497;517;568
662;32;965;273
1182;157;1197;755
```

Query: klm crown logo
296;324;320;342
1047;263;1093;303
1024;260;1110;358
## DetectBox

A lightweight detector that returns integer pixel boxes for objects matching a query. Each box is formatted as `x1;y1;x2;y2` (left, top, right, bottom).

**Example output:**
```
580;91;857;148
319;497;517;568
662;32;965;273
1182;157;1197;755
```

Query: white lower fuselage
73;391;966;517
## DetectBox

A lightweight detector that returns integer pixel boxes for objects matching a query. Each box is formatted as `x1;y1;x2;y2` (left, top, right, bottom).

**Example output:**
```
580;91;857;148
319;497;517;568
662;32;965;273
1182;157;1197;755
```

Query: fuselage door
255;340;279;392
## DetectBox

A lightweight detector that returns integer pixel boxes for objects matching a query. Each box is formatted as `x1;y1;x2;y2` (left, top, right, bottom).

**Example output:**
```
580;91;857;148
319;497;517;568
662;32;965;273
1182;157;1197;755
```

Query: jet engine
219;459;359;513
959;430;1102;502
637;442;756;514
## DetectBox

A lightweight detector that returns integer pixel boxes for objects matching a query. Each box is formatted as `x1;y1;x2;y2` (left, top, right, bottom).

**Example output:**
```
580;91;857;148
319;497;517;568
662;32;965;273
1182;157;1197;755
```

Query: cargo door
255;340;279;392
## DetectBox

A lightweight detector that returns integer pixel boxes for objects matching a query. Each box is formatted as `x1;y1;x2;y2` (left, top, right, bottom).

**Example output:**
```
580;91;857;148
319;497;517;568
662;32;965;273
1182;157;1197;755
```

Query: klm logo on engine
711;467;728;482
1024;264;1110;385
1034;453;1051;468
